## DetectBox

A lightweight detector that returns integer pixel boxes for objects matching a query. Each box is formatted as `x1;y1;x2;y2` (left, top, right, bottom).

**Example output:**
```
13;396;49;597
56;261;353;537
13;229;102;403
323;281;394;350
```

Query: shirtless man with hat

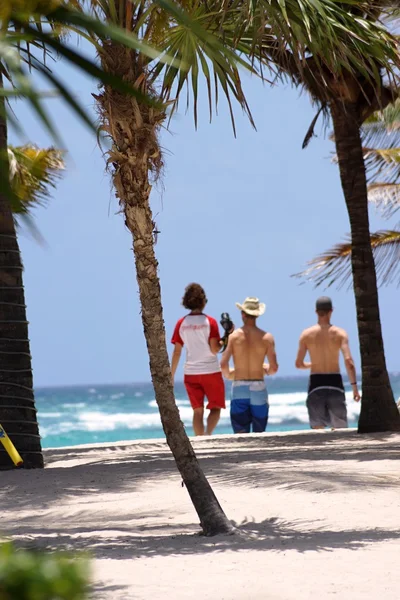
220;297;278;433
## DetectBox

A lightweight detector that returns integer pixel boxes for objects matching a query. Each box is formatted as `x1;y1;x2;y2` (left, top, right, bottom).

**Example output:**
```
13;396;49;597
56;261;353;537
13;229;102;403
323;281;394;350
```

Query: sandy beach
1;429;400;599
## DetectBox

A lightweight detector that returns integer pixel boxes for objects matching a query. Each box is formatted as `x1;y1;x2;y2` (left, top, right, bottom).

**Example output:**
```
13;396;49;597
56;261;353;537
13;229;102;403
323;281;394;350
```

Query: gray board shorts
306;373;348;429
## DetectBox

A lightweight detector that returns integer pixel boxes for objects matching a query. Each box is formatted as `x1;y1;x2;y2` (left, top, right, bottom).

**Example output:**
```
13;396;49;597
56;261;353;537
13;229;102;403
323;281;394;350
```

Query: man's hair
315;296;333;315
316;309;331;317
242;311;256;321
182;283;207;311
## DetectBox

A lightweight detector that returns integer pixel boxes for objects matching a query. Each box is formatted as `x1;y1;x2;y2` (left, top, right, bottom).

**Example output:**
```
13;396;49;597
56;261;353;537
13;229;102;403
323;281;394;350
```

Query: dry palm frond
368;183;400;219
363;146;400;185
294;230;400;288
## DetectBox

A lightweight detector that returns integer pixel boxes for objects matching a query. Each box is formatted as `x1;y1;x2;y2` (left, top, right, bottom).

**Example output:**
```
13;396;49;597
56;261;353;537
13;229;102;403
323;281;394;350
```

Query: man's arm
209;318;224;355
209;337;223;355
171;343;183;382
295;333;312;370
220;334;234;379
340;332;361;402
264;334;279;375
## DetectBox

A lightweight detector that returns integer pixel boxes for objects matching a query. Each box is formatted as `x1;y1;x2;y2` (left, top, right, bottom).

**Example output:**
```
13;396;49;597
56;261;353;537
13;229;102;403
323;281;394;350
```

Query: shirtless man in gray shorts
295;296;361;429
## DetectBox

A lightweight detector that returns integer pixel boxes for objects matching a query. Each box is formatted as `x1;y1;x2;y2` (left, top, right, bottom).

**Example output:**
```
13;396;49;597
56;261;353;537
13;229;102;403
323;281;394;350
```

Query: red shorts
184;372;226;410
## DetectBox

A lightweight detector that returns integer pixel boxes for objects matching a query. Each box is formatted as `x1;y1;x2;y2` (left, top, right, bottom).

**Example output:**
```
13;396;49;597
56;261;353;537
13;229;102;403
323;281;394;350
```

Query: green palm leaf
8;145;64;216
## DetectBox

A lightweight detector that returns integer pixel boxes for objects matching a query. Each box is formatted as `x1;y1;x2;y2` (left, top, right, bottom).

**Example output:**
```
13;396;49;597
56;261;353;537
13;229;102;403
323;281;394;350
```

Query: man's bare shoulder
262;331;275;344
300;325;318;339
331;325;348;339
230;328;244;340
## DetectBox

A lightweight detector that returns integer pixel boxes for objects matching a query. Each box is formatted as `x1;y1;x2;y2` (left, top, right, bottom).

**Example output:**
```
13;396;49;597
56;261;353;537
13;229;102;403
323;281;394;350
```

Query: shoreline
42;426;358;452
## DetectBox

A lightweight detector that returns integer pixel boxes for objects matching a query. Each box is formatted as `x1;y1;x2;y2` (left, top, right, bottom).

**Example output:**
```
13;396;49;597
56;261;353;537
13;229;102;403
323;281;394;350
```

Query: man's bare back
221;325;278;380
298;324;347;374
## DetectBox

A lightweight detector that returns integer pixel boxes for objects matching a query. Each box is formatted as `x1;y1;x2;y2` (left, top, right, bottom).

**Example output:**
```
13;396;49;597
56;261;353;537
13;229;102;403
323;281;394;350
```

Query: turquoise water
35;374;400;448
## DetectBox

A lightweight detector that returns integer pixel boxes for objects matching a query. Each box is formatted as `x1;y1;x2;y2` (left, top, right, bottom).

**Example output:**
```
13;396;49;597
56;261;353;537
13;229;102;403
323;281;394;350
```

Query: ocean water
35;374;400;449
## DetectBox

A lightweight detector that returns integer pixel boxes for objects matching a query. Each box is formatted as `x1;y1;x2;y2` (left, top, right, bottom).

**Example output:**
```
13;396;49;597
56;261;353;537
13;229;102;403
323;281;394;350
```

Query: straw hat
235;297;266;317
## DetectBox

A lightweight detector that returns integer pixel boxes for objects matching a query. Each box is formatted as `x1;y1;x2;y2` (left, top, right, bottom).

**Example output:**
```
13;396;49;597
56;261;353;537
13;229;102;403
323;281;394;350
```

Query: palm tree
1;1;147;470
84;0;262;537
296;100;400;287
1;0;236;474
0;141;64;469
250;0;400;433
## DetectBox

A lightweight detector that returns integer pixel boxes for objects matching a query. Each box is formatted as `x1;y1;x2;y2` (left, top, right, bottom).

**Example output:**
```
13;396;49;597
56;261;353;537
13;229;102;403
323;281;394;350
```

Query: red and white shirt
171;314;221;375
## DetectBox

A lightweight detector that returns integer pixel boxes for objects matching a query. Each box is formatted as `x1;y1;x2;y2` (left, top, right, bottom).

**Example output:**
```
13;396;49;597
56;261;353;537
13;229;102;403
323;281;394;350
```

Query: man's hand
295;334;311;370
352;385;361;402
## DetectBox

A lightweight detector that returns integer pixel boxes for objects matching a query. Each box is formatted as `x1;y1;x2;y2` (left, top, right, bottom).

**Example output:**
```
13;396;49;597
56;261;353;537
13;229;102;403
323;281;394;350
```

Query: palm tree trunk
331;101;400;433
0;72;43;469
97;41;234;536
125;195;233;535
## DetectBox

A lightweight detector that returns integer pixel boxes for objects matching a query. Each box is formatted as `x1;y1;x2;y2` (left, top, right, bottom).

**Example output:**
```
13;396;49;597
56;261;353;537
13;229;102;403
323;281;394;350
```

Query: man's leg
184;375;205;436
231;382;252;433
206;409;221;435
327;391;348;429
250;382;269;432
193;407;205;435
203;373;226;435
306;391;329;429
251;403;269;432
230;399;251;433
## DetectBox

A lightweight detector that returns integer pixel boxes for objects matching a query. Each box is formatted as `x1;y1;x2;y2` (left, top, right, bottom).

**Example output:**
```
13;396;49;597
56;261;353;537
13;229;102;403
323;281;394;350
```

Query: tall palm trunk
331;101;400;433
97;44;233;535
0;72;43;469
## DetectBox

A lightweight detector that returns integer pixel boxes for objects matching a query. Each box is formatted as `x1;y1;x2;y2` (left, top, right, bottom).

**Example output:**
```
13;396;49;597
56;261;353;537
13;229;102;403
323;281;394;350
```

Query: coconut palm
84;0;262;537
1;1;156;470
245;0;400;433
0;143;64;469
296;100;400;287
1;0;236;472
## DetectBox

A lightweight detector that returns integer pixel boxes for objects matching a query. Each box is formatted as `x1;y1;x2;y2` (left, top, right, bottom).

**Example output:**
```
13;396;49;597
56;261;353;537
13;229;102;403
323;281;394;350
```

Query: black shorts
307;389;348;428
307;374;348;429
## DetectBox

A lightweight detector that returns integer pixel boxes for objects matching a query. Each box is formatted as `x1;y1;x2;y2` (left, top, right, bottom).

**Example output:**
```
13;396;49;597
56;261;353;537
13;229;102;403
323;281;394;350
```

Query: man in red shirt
171;283;225;436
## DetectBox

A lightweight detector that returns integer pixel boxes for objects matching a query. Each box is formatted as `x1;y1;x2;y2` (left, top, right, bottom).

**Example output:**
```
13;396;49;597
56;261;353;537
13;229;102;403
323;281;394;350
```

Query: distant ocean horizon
35;374;400;449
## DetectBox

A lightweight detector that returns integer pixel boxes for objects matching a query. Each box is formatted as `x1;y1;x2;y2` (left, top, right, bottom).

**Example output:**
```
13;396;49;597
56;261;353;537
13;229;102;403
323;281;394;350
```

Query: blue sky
11;56;399;386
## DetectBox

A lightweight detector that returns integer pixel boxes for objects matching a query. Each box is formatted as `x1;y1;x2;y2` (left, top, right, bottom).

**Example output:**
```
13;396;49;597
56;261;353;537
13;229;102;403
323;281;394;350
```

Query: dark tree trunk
0;72;43;468
331;101;400;433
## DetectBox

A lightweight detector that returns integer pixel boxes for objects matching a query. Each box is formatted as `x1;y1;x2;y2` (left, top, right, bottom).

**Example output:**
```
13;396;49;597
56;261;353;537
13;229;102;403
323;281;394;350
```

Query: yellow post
0;423;23;467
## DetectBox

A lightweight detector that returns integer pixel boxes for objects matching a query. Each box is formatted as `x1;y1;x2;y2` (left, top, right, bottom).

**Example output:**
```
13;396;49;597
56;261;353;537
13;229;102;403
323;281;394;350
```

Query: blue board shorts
230;380;269;433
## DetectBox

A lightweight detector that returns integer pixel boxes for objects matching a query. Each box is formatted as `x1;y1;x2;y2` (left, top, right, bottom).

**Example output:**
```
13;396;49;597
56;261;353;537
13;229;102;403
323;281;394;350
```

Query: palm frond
151;3;258;132
363;146;400;185
368;183;400;219
294;230;400;288
241;0;400;101
8;145;64;216
362;97;400;149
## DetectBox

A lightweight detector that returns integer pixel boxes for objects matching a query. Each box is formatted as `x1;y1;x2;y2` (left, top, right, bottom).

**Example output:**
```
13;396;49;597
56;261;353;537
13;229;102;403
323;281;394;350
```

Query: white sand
1;429;400;599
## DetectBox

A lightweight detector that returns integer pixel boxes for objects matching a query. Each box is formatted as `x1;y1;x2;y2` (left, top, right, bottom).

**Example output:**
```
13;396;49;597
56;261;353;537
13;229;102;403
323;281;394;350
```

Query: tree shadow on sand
9;517;400;559
1;431;399;513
